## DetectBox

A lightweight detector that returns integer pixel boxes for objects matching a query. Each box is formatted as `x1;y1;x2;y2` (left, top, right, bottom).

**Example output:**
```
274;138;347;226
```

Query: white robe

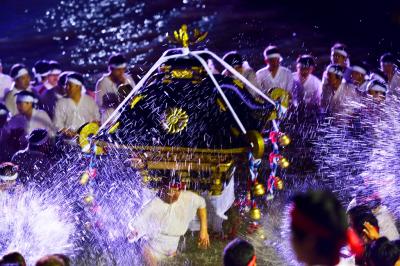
256;66;293;94
292;72;322;107
388;71;400;96
321;81;358;113
7;109;55;136
53;94;100;131
128;191;206;258
95;74;135;108
0;73;12;101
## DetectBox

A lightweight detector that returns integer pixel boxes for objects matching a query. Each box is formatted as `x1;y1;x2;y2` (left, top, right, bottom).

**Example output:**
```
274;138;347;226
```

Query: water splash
0;189;76;265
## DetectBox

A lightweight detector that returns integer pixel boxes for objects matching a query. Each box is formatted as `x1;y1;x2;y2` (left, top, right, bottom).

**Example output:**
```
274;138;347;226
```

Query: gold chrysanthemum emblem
162;107;189;134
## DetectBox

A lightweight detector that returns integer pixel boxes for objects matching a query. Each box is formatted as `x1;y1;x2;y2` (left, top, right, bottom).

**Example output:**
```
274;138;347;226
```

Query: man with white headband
32;60;51;95
127;177;210;265
380;53;400;96
350;61;369;93
54;72;100;138
222;51;259;95
38;62;64;119
320;64;358;113
35;60;62;96
0;59;13;101
4;64;33;116
367;79;388;102
292;54;322;108
256;45;293;96
95;54;135;109
7;91;55;137
323;43;352;84
0;162;19;191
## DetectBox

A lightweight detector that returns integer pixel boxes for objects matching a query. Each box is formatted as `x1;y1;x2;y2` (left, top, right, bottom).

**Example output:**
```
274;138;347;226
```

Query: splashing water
0;189;75;264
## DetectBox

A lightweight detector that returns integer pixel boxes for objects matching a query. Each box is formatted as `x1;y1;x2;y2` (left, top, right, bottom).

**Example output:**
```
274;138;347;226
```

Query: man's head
16;91;38;116
159;176;184;204
47;61;62;87
367;237;400;266
0;252;26;266
351;62;368;86
330;43;348;66
35;254;69;266
326;64;344;89
0;162;19;191
290;191;348;266
33;60;50;84
108;54;128;83
27;128;51;153
0;103;9;128
10;64;31;90
380;53;397;76
263;45;282;69
367;79;388;102
296;55;316;79
57;71;73;97
65;72;84;99
223;51;244;72
223;238;256;266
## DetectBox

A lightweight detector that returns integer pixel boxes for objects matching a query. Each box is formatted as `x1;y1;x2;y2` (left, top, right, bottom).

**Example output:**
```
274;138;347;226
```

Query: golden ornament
253;182;266;197
249;207;261;220
162;107;189;134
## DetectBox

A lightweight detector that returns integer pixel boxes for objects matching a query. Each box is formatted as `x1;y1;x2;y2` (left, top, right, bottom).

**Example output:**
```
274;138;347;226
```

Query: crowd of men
0;42;399;265
0;43;399;166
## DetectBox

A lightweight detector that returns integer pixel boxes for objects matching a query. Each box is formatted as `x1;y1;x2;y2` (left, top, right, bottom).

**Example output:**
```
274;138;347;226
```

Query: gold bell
275;177;284;190
213;178;222;185
249;207;261;220
279;134;291;147
253;182;265;197
279;157;290;168
80;172;90;185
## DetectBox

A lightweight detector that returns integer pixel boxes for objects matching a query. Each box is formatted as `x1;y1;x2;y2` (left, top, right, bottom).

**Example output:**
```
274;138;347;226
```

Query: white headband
15;68;29;79
332;49;348;57
109;63;127;69
0;173;18;181
328;67;343;76
266;53;281;59
67;77;83;86
16;95;38;103
352;66;367;75
369;84;387;93
49;69;62;75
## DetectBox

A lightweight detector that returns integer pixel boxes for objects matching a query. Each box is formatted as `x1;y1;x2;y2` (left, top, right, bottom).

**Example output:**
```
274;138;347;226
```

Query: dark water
0;0;399;87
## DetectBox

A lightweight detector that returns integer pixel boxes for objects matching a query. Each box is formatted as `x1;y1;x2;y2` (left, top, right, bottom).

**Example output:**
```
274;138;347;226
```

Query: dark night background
0;0;399;86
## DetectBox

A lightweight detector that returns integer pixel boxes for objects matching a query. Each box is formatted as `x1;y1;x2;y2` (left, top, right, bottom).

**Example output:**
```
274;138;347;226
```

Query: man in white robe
7;91;55;137
292;55;322;108
320;64;358;114
350;62;369;95
0;60;12;101
127;180;210;265
380;53;400;96
53;72;100;138
95;54;135;115
256;45;293;95
4;64;33;116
